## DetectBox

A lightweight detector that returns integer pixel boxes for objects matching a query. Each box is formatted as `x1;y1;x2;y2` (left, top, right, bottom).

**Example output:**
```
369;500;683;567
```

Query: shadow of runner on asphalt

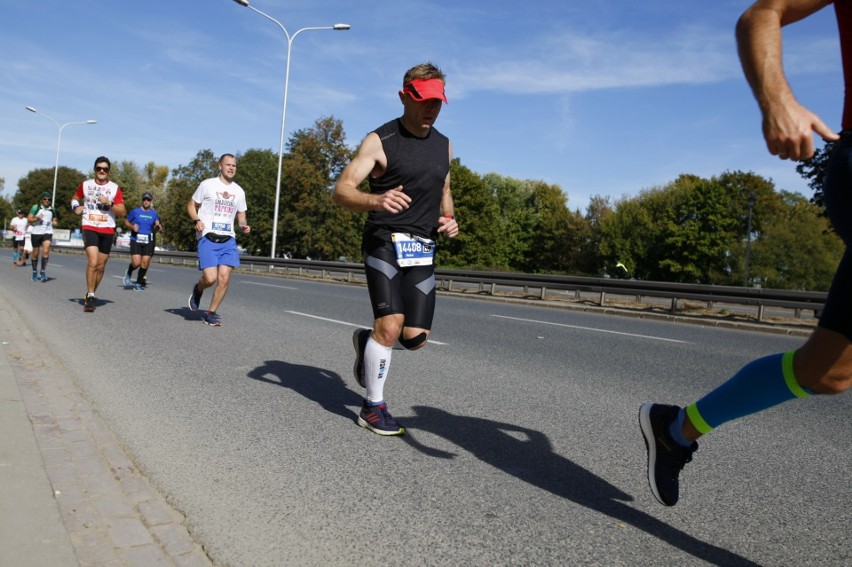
246;360;361;421
68;297;114;309
400;406;759;567
239;365;758;567
164;307;207;322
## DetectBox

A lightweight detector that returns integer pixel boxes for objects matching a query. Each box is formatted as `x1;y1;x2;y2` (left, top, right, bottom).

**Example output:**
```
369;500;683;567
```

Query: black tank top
365;118;450;240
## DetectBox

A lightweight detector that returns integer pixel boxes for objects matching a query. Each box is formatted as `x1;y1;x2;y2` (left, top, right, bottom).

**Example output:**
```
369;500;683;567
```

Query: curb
0;292;215;567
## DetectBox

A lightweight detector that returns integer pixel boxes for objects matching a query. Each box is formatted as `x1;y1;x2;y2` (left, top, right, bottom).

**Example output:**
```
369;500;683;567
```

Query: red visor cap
403;78;448;103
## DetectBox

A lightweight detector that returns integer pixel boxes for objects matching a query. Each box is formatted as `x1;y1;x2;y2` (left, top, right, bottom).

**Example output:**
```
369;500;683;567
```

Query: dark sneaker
32;272;38;282
123;271;132;287
83;295;96;313
639;403;698;506
352;329;370;388
188;284;203;311
39;271;47;282
134;283;144;292
357;401;405;436
203;311;221;327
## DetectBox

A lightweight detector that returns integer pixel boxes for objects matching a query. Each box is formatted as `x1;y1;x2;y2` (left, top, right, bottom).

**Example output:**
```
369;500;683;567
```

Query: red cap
403;78;448;103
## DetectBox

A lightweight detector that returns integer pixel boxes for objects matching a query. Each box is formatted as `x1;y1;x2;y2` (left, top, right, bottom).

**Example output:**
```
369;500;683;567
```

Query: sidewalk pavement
0;291;214;567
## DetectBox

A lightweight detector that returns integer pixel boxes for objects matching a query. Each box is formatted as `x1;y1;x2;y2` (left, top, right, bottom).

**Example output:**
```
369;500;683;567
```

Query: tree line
5;116;841;291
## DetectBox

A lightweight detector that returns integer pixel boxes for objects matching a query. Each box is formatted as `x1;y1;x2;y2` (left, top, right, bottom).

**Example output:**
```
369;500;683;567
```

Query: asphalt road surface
2;252;849;567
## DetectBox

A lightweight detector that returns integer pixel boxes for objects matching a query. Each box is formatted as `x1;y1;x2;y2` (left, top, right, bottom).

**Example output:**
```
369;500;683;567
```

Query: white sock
364;338;392;404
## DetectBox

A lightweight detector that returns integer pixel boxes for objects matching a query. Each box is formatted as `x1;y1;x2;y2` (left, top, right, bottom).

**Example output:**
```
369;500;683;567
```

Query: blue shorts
197;236;240;270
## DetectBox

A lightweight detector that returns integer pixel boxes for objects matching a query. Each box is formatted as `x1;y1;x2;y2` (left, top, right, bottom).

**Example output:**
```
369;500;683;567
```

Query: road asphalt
0;255;814;567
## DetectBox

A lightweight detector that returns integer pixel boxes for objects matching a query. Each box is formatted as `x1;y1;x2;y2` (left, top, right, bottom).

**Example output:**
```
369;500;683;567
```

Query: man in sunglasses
71;156;127;312
123;192;163;291
27;192;57;282
332;62;459;436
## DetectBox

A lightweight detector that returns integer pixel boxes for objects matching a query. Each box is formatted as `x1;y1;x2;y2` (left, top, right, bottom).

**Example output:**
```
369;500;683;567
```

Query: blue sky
0;0;842;213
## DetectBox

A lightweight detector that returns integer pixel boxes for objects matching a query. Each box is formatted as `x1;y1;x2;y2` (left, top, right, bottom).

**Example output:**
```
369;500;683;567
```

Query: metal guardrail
27;243;819;322
142;251;824;323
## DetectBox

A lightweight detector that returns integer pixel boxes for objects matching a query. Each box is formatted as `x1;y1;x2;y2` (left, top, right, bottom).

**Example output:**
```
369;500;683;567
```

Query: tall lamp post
25;106;96;208
743;192;756;286
232;0;350;258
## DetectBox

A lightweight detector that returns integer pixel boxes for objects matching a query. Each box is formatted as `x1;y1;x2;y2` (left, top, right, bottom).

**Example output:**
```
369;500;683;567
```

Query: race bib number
392;233;436;267
212;221;232;232
137;233;150;244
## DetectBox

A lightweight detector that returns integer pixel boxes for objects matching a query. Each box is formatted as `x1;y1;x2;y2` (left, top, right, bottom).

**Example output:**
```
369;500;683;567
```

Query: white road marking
491;314;689;343
242;281;298;290
286;311;449;345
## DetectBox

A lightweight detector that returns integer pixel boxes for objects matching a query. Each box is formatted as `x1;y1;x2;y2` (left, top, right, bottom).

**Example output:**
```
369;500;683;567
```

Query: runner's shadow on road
164;307;205;322
400;406;759;567
67;297;114;309
246;360;361;421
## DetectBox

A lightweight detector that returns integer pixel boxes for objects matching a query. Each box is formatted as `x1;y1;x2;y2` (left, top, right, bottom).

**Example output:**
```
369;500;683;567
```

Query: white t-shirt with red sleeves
74;179;125;234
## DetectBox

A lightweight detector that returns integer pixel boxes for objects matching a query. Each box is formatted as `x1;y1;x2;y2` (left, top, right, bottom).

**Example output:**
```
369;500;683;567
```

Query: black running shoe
357;401;405;436
352;328;370;388
188;284;203;311
639;403;698;506
83;295;96;313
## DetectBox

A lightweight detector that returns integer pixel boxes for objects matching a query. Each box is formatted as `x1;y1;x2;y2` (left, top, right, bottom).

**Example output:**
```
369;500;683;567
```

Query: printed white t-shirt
191;177;247;239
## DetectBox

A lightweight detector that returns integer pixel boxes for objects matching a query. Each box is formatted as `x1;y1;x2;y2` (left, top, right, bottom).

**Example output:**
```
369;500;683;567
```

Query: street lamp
743;192;756;286
25;106;96;208
232;0;350;258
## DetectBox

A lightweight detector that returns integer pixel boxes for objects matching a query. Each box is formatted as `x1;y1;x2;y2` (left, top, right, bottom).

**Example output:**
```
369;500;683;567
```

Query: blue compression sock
685;351;812;435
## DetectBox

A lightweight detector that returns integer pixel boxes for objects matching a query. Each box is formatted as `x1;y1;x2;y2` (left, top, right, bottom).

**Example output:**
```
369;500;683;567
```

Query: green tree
715;170;782;285
750;191;842;290
655;175;738;283
1;180;13;229
600;174;778;283
143;162;170;204
107;161;146;233
279;116;362;260
438;160;503;269
164;149;218;251
228;148;277;257
522;180;576;273
15;167;87;230
576;195;613;275
483;173;536;271
599;196;655;279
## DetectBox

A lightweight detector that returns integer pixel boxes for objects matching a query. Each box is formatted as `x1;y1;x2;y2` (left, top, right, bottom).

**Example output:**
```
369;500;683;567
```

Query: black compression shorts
130;239;156;257
818;130;852;340
362;233;437;330
82;229;114;255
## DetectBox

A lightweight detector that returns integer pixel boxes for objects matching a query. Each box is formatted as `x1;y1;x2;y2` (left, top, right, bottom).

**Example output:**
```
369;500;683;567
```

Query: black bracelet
191;219;200;224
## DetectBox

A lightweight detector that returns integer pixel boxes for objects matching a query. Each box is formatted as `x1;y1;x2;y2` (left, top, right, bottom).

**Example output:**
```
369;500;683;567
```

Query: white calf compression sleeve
364;338;393;403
